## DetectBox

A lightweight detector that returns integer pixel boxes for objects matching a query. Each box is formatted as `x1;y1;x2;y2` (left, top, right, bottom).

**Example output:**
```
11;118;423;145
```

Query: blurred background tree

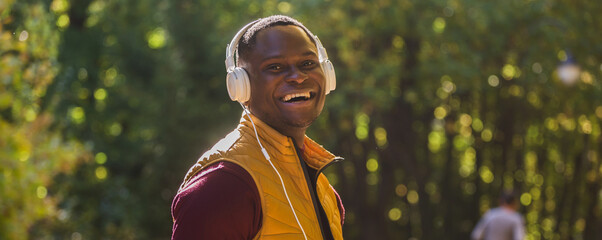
1;0;601;239
0;0;88;239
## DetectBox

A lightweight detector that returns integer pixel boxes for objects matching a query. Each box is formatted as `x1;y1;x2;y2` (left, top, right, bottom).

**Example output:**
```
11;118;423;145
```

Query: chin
288;120;314;128
284;114;319;128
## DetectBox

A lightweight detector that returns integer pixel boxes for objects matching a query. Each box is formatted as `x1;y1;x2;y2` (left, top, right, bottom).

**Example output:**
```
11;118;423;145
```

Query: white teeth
282;92;311;102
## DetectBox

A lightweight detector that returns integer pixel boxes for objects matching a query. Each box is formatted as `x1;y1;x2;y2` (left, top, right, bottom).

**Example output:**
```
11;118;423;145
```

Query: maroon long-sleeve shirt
171;161;344;239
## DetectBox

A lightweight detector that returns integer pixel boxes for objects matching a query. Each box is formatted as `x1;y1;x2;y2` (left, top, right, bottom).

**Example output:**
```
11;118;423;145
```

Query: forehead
250;25;317;58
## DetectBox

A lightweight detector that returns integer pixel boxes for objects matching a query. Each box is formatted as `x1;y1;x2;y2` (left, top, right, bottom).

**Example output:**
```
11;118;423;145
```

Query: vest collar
238;112;341;170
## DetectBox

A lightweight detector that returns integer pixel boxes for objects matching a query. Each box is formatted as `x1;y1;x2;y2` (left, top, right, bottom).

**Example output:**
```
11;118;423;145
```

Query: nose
285;66;308;84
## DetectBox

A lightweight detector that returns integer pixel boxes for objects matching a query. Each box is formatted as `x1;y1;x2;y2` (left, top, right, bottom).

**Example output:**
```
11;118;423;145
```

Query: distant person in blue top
471;190;526;240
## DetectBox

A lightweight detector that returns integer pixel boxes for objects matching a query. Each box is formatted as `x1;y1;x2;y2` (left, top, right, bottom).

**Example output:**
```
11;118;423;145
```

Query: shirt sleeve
471;210;491;240
514;214;526;240
171;162;262;240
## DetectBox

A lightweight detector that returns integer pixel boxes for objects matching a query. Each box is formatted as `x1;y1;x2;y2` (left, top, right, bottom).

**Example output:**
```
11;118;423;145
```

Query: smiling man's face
241;25;326;137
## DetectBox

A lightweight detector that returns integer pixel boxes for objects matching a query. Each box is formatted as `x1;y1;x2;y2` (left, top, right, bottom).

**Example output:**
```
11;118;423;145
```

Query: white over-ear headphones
225;20;336;102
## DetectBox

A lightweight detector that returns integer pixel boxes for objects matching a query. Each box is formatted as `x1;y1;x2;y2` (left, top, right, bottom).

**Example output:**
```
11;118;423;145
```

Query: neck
290;132;306;151
501;203;516;211
271;125;307;151
275;126;306;150
244;110;307;150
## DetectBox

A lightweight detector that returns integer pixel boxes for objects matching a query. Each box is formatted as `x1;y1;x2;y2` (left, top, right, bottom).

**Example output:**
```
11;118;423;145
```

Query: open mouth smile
280;91;316;103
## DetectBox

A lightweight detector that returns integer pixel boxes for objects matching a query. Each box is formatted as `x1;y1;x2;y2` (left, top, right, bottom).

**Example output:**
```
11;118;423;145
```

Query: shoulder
171;162;262;239
175;162;257;207
513;211;525;223
481;207;498;219
181;128;262;186
197;130;245;165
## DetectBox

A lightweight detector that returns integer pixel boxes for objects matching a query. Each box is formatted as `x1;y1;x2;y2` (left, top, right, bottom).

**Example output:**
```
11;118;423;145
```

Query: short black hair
236;15;316;64
499;190;518;205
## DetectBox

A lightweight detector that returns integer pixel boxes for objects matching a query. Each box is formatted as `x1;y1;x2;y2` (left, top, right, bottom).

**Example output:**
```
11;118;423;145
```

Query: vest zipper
292;141;331;240
292;142;344;239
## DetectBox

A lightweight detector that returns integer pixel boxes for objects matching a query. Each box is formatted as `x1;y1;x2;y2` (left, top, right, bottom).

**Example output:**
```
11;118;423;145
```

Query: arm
514;215;526;240
471;211;490;240
171;162;261;240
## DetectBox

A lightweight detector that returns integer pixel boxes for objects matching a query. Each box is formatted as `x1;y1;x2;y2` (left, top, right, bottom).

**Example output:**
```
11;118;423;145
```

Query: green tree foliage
2;0;602;239
0;1;88;239
307;0;602;239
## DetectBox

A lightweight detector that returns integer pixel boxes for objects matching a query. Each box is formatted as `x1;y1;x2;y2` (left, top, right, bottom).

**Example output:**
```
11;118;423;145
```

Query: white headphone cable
240;103;309;240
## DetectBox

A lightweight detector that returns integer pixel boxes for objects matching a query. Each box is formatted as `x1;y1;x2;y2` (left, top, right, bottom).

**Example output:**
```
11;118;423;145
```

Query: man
471;191;526;240
171;15;344;240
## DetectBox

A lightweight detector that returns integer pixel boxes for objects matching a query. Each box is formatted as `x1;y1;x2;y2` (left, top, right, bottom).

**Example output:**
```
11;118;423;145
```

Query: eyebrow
260;51;318;63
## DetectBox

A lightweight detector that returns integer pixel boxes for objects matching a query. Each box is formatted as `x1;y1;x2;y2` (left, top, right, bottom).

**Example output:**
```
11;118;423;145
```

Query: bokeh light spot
575;218;585;232
488;75;499;87
532;62;542;74
545;118;558;131
366;173;378;185
388;208;402;221
18;31;29;41
479;166;494;183
442;81;455;93
433;17;446;33
459;114;472;127
147;28;166;49
95;166;108;180
428;131;445;152
509;85;523;97
72;232;82;240
94;88;107;101
557;50;567;61
355;113;370;141
25;108;37;122
392;35;404;49
95;152;107;164
18;150;30;162
109;123;122;136
366;158;379;172
434;106;447;119
520;193;532;206
502;64;518;80
70;107;85;124
37;186;47;199
355;126;368;140
77;88;90;100
407;190;419;204
78;68;88;80
277;2;292;13
578;115;592;134
581;71;593;84
57;14;70;29
374;127;388;147
472;118;483;132
51;0;70;13
104;68;118;86
395;184;408;197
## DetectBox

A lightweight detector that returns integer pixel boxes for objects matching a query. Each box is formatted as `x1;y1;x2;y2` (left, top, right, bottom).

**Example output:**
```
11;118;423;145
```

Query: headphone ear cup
226;67;251;102
321;60;336;95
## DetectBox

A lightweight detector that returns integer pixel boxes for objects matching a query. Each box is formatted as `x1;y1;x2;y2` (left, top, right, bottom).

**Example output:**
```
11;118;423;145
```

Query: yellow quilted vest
179;114;344;240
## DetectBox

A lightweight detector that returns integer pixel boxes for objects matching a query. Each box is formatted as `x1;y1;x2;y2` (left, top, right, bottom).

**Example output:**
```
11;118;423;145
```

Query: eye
266;64;282;72
301;60;317;68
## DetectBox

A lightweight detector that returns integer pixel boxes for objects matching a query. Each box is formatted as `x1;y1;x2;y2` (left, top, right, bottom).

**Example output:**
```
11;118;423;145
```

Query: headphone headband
225;20;260;72
225;20;329;71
